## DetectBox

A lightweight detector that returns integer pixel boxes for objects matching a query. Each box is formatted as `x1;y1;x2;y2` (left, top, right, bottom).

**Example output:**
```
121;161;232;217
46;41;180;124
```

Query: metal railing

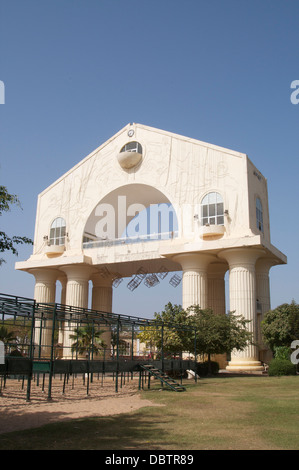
82;231;178;249
0;293;197;400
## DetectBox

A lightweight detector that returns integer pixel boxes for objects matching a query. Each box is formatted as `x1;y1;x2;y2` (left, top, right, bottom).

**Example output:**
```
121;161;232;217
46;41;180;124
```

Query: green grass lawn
0;375;298;450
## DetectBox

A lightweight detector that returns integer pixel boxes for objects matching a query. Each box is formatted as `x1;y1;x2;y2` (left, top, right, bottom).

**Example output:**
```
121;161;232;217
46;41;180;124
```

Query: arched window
49;217;66;246
256;198;263;232
120;141;142;154
201;192;224;226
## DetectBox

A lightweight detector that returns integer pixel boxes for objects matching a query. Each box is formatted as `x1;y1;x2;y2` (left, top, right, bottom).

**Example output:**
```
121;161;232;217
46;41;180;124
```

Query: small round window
120;141;142;154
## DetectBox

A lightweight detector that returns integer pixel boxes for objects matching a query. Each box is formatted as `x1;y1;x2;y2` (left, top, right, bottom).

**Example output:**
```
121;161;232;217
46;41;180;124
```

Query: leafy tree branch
0;185;33;265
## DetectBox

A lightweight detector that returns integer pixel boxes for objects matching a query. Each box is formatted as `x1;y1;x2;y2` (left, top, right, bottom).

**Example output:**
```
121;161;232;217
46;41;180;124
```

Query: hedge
268;358;297;376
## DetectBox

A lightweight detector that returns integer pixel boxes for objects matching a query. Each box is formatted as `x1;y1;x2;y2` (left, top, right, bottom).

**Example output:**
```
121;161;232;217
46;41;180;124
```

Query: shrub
196;361;219;376
268;358;297;376
9;349;23;357
274;346;291;361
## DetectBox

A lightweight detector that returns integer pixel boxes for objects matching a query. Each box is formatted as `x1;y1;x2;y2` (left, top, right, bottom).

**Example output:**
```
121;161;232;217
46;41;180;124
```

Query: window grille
120;141;142;154
49;218;66;246
201;192;224;226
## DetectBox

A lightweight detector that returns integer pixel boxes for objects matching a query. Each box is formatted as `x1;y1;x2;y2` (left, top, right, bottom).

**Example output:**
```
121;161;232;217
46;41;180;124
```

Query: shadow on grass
3;375;295;451
0;408;172;450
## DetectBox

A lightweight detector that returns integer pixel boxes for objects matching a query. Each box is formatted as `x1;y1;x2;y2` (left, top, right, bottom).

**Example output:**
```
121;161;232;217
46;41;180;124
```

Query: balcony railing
82;231;178;249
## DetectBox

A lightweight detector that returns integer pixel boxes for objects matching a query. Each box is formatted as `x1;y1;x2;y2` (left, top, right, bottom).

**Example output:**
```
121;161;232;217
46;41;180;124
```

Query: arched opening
82;184;178;247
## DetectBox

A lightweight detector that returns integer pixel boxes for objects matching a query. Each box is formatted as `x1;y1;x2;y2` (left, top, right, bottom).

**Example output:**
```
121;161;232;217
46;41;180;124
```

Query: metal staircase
139;363;186;392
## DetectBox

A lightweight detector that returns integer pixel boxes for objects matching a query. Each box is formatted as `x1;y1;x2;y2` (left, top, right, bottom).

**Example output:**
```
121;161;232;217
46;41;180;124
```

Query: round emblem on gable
127;129;134;137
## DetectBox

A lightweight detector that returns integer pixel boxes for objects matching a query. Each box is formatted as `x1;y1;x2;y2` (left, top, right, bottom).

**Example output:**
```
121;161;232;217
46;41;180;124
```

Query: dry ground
0;374;162;434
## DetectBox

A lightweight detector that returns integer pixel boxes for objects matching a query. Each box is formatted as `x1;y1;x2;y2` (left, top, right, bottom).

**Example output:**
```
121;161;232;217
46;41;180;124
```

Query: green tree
0;325;16;342
186;305;253;366
2;319;32;355
0;185;33;265
261;301;299;352
138;303;254;365
138;303;192;357
70;324;106;358
0;325;17;353
110;325;131;357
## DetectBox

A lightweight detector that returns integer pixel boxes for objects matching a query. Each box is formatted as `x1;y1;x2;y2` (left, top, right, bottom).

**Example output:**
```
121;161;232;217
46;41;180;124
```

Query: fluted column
91;274;113;313
57;274;67;348
32;269;57;304
173;253;216;310
91;273;113;357
207;262;228;369
256;259;274;363
62;265;95;308
207;263;228;315
220;248;265;371
60;265;96;358
29;269;58;358
255;259;273;315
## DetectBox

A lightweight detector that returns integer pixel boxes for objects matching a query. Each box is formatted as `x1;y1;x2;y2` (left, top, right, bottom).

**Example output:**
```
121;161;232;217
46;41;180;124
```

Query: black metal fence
0;293;197;401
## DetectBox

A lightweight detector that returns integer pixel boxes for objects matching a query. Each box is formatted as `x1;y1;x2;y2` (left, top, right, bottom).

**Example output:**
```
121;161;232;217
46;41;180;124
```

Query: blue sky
0;0;298;317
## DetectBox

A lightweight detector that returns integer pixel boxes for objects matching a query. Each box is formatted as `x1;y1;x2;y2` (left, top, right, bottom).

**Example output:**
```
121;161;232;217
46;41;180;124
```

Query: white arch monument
16;123;287;370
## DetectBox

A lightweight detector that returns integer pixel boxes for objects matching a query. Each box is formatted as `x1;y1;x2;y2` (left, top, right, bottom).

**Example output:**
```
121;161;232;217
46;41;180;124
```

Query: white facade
16;123;287;370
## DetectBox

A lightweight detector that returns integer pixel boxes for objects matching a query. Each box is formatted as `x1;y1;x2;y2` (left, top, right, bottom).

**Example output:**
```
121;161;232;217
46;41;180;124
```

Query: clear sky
0;0;298;318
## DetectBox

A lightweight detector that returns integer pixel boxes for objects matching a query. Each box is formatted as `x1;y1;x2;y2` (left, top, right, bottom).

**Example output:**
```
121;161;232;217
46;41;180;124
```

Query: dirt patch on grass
0;375;162;434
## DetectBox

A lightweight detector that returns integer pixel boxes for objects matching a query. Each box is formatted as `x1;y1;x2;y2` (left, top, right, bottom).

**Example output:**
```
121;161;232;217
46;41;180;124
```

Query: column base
226;360;264;372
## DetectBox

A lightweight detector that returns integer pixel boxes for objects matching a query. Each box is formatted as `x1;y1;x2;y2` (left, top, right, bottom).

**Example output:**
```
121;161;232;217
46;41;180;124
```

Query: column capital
30;268;58;304
28;268;60;282
219;247;266;268
255;257;277;274
172;252;216;271
57;273;67;283
207;262;228;277
91;272;114;288
59;264;97;281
